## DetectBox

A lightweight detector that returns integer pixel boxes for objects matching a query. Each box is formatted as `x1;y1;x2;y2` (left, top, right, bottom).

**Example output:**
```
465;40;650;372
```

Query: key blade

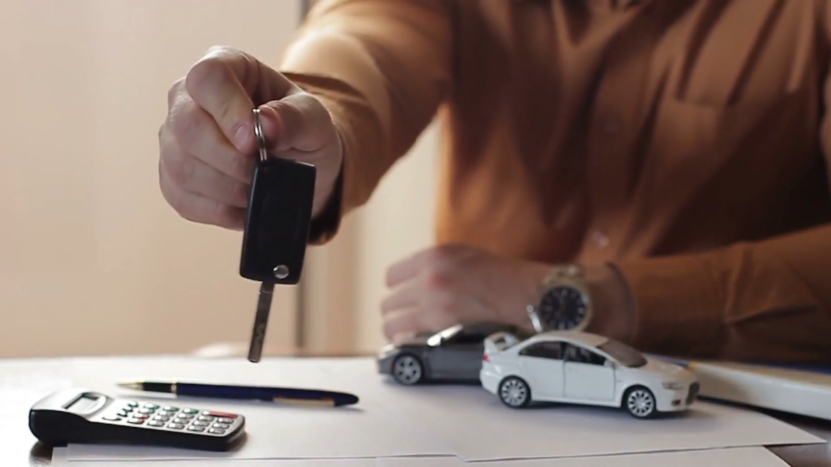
247;282;274;363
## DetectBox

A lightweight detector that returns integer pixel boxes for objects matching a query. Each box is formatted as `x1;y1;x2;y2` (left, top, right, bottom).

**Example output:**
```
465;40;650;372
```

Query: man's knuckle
380;296;397;314
166;190;189;218
185;57;226;96
382;320;399;339
429;315;456;333
167;77;185;107
423;269;449;291
273;100;304;133
434;296;457;316
166;152;195;188
158;175;175;208
229;178;249;206
427;247;454;266
212;203;242;229
170;108;197;146
437;243;465;259
213;206;232;227
205;44;237;57
229;153;254;181
217;100;243;129
306;94;334;126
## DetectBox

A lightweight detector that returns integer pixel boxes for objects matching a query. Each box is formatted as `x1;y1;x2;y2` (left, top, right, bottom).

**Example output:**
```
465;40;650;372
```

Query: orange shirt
280;0;831;361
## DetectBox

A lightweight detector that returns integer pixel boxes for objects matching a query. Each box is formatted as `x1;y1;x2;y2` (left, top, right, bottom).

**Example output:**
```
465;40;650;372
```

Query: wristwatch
526;264;593;333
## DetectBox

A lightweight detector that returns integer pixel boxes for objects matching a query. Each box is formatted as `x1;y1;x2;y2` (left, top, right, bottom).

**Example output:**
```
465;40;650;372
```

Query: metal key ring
253;108;268;162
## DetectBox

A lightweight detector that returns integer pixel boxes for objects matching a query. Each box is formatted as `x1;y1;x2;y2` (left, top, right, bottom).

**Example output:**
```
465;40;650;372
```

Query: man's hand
381;244;551;340
158;46;343;230
381;243;636;343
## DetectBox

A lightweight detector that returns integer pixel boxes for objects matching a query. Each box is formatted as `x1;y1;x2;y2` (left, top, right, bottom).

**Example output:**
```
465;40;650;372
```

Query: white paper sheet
53;446;791;467
59;357;452;461
380;447;793;466
9;356;821;463
351;377;821;461
320;358;825;461
0;361;76;467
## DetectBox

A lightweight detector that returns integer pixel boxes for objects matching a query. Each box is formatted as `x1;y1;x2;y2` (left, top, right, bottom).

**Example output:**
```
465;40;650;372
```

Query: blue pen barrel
177;383;346;403
178;384;276;401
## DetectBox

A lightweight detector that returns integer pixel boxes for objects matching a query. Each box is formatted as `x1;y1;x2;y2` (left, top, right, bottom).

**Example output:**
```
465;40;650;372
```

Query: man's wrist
584;262;636;343
307;158;344;245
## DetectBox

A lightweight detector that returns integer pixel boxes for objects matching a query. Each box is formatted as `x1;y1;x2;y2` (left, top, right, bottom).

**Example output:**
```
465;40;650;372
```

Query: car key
241;108;316;363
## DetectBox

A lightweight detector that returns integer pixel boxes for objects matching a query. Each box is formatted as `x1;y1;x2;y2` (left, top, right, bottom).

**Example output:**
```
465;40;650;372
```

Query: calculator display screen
66;394;100;413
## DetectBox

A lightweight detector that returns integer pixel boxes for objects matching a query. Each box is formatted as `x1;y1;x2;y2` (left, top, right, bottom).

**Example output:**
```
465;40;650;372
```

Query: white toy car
480;330;699;419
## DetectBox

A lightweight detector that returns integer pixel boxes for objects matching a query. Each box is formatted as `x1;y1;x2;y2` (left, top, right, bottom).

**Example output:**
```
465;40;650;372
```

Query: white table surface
3;355;831;466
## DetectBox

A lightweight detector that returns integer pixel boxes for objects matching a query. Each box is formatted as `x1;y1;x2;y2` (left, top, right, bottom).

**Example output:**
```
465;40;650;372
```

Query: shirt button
601;116;622;135
592;230;610;248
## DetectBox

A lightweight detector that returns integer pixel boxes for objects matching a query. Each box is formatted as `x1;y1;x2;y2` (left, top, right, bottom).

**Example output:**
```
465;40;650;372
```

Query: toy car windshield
597;339;647;368
485;331;521;352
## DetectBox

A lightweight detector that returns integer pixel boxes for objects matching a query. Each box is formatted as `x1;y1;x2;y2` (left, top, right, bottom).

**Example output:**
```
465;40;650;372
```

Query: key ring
253;108;268;162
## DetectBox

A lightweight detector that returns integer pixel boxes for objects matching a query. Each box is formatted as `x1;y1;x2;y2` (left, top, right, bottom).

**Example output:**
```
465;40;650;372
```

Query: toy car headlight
662;381;684;390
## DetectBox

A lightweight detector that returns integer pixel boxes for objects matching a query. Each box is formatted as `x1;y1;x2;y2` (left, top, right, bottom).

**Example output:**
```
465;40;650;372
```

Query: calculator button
212;423;230;429
142;403;159;409
205;411;237;419
176;413;194;419
167;423;185;430
103;415;122;422
192;421;209;427
147;421;165;427
138;408;154;414
208;428;226;435
217;418;235;424
132;413;150;419
163;406;179;412
126;401;139;408
182;408;199;415
157;410;172;417
152;415;170;422
127;418;145;424
116;410;129;417
187;426;206;433
197;415;214;422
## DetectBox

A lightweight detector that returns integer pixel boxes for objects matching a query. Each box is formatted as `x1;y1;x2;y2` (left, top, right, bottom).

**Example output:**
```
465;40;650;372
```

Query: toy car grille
686;382;700;404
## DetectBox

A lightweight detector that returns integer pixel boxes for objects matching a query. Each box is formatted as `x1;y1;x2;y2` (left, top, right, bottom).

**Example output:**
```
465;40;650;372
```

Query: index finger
184;47;261;154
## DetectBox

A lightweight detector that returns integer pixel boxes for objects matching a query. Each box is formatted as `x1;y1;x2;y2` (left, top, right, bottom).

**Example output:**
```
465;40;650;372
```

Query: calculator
29;388;246;451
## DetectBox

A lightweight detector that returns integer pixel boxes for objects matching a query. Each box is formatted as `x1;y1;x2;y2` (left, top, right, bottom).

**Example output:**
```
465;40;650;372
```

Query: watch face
538;286;588;330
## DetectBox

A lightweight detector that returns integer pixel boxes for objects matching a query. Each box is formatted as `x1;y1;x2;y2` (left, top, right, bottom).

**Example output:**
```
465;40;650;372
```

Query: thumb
185;46;297;154
256;93;337;155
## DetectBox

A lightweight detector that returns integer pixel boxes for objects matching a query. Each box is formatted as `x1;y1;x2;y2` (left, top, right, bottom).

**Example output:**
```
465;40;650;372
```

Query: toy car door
562;343;615;402
517;341;565;399
430;328;489;380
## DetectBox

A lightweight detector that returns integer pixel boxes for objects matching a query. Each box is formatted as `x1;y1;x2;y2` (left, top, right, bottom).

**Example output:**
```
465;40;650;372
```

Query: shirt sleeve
613;226;831;362
278;0;454;243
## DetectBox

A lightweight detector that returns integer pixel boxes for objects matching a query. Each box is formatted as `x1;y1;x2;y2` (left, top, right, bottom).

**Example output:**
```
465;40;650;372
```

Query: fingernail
235;124;250;149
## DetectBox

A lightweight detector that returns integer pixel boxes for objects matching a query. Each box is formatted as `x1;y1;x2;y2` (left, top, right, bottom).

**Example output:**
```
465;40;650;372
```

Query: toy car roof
523;330;610;348
415;322;521;339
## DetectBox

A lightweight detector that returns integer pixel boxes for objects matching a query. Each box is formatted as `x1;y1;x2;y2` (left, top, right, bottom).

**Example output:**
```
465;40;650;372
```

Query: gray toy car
376;322;530;385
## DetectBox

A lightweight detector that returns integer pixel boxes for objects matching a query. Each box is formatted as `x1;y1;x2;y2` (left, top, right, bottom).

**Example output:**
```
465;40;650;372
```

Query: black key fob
239;157;316;284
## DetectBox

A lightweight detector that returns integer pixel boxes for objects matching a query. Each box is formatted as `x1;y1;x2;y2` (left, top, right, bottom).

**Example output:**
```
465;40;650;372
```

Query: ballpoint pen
117;380;359;407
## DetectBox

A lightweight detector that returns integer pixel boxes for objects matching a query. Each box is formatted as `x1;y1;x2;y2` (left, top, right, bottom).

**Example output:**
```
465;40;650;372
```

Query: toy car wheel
624;386;656;419
498;376;531;408
392;354;423;385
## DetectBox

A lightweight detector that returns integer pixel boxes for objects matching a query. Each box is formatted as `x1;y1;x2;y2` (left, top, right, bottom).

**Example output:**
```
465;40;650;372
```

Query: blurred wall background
0;0;439;358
